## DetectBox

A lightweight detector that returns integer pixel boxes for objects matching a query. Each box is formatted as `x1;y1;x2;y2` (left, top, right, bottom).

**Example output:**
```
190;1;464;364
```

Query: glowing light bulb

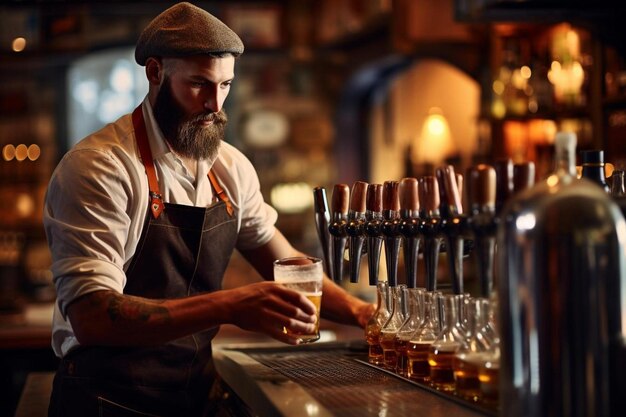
15;144;28;161
27;144;41;161
3;144;16;161
12;37;26;52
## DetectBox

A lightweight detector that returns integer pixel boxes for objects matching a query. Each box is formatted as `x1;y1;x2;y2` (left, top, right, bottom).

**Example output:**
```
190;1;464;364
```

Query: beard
152;76;227;160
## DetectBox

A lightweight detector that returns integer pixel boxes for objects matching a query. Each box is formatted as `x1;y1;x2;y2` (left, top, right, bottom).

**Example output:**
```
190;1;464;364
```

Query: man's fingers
272;285;317;316
262;311;316;342
266;326;300;345
265;298;316;324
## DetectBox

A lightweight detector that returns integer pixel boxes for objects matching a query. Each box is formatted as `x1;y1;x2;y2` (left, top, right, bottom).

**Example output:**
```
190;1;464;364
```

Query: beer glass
273;256;323;343
429;294;467;392
407;291;439;382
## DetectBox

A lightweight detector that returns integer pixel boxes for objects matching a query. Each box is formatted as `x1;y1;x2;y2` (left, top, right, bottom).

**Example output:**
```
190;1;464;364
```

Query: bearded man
43;3;373;416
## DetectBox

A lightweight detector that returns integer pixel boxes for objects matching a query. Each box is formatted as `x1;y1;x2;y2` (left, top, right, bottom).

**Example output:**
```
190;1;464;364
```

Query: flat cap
135;2;244;66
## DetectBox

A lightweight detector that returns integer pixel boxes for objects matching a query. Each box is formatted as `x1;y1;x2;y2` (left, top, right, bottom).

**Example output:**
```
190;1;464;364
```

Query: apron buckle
150;192;164;218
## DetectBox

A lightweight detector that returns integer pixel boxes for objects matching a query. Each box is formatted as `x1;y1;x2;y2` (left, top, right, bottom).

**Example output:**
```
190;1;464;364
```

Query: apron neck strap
133;105;164;219
208;170;233;216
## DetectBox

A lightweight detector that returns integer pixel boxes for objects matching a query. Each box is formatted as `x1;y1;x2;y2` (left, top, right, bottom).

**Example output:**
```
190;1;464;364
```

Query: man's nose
203;99;220;113
203;89;221;113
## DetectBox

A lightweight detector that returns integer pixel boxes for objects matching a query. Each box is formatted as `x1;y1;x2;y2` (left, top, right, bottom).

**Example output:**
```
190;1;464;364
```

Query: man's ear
145;57;163;86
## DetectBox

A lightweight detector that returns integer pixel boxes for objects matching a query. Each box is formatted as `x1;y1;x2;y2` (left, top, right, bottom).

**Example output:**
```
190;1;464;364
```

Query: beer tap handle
438;165;465;294
349;181;368;214
419;175;440;219
468;164;497;297
435;167;451;219
382;181;401;287
419;176;442;291
468;164;496;215
331;183;350;216
456;172;464;213
383;180;400;214
399;177;420;219
313;187;332;279
347;181;368;283
329;183;349;283
366;183;383;216
494;158;514;216
513;161;536;194
399;177;420;288
365;183;383;285
440;165;463;216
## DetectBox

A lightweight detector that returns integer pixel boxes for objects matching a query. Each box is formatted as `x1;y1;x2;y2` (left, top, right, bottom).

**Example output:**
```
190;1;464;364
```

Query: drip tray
214;341;495;417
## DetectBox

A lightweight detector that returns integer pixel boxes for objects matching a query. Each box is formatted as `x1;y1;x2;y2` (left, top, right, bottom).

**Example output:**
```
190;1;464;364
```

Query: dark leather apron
48;106;238;417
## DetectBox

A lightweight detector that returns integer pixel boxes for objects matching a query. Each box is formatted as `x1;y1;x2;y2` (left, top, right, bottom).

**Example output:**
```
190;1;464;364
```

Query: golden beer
365;328;384;365
407;340;432;381
379;330;398;370
394;337;409;377
281;292;321;342
428;342;460;392
477;357;499;405
453;352;483;402
274;257;323;343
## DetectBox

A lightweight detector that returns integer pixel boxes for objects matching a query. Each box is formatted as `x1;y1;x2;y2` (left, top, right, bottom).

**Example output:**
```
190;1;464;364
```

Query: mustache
193;110;228;124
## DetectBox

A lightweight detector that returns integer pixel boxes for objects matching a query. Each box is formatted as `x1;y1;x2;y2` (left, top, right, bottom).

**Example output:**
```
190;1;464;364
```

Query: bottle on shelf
610;169;626;218
580;149;610;192
527;50;554;115
611;170;626;197
497;38;528;118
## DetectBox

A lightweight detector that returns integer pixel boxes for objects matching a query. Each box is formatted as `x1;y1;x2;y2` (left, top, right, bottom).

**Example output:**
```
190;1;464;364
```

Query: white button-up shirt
44;99;278;357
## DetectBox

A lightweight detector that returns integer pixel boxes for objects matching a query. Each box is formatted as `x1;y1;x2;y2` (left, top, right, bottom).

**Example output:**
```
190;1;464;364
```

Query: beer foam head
458;351;492;366
431;340;461;353
273;256;323;283
410;339;435;345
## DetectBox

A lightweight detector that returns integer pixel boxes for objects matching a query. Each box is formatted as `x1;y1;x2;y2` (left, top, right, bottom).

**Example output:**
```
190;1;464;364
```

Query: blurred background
0;0;625;415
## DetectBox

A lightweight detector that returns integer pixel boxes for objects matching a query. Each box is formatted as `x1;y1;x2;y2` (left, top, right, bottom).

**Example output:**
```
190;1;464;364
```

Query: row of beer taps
313;160;536;297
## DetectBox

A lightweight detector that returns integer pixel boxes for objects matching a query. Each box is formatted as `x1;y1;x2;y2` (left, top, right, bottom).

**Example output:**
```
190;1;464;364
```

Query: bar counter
4;309;499;417
214;334;496;417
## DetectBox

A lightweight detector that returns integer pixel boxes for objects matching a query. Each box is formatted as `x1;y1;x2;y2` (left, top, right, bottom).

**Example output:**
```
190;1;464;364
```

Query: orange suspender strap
132;106;164;219
208;170;234;216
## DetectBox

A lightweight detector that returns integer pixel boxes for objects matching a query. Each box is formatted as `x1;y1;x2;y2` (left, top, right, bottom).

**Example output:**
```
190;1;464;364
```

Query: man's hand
354;301;377;328
222;281;317;345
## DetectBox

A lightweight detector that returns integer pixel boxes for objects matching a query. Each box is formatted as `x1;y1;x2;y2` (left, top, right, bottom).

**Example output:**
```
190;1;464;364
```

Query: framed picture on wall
223;5;284;49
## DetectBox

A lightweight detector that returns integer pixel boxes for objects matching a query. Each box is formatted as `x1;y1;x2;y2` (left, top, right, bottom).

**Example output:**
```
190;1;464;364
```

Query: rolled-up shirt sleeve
237;196;278;250
44;147;137;318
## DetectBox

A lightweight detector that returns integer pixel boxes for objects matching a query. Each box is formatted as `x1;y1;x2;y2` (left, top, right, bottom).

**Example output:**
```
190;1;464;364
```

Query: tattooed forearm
106;293;171;323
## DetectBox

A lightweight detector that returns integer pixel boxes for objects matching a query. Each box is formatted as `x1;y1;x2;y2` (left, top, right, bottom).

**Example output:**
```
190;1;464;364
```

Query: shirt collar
141;97;171;161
